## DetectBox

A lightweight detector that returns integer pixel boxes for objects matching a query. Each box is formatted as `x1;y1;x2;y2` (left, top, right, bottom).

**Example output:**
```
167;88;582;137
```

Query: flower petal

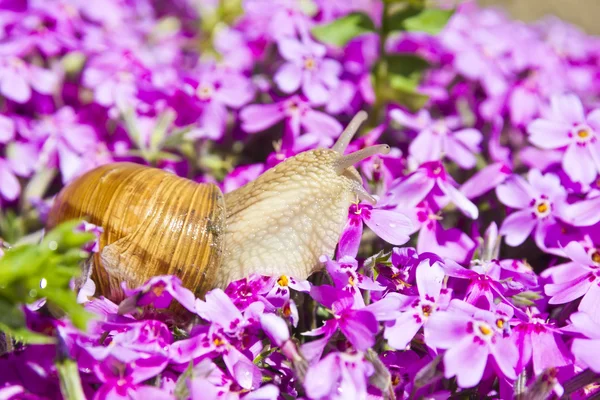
444;337;489;388
499;209;537;247
363;208;412;246
273;62;302;93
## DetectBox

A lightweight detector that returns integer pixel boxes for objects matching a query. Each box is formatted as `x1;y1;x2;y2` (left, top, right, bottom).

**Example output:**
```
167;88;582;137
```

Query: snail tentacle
334;144;391;174
331;110;368;154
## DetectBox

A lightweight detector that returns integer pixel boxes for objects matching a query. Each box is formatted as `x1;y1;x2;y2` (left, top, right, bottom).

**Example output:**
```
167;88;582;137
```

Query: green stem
56;358;86;400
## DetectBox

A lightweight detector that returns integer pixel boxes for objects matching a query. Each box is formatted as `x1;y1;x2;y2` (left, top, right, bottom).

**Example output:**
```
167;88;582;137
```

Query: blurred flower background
2;0;600;399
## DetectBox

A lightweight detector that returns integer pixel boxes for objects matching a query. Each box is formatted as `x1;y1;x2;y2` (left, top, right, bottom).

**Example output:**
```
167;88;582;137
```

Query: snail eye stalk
332;110;368;154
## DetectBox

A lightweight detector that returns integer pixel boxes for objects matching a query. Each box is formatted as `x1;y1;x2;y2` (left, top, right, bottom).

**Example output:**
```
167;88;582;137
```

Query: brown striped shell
46;162;225;303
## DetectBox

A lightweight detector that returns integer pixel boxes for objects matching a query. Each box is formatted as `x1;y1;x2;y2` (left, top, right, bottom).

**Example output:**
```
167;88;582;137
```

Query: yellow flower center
348;275;355;286
592;251;600;264
197;84;214;100
304;57;316;70
213;337;224;346
277;275;289;287
496;319;504;329
478;324;493;336
537;202;549;214
578;128;591;139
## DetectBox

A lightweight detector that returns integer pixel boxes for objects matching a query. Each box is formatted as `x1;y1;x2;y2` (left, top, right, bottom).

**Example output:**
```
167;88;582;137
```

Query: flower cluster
3;0;600;399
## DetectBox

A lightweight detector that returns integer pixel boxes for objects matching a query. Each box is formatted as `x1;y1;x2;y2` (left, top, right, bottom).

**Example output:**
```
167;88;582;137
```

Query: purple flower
381;161;479;220
460;162;512;199
82;50;148;112
0;157;20;201
425;299;518;388
240;95;342;139
496;169;569;249
381;260;451;349
321;255;384;307
0;56;58;103
302;285;378;361
337;202;412;258
510;312;572;375
224;275;275;311
545;241;600;321
26;107;98;183
391;108;482;169
303;352;374;400
121;275;196;313
443;259;521;312
183;63;255;140
568;311;600;373
265;274;310;308
528;94;600;185
274;35;341;105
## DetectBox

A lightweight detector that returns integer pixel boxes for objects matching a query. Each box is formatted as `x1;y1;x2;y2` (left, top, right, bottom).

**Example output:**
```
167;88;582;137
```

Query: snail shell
46;162;225;302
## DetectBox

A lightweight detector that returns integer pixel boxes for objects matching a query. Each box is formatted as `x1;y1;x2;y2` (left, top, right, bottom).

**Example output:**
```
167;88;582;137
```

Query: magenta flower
528;93;600;185
337;202;412;259
414;201;478;264
0;56;58;103
302;285;378;361
425;299;518;388
568;311;600;373
26;107;98;183
381;161;479;220
545;241;600;321
304;352;374;400
121;275;196;313
381;260;451;349
321;255;384;308
274;35;341;105
240;95;342;139
265;274;310;308
460;162;512;199
184;63;255;140
496;169;568;249
443;259;522;312
82;50;148;111
0;157;20;202
510;311;571;375
390;108;482;169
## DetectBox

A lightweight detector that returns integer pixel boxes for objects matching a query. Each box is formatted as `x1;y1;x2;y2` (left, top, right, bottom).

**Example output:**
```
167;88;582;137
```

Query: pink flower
425;299;518;388
337;202;413;259
528;93;600;185
240;95;342;139
321;255;384;308
302;285;378;361
390;108;482;169
381;260;451;349
185;64;256;140
510;312;571;375
274;36;341;105
496;169;568;249
381;161;479;220
304;352;374;400
545;241;600;322
568;311;600;373
121;275;196;314
26;107;98;183
0;56;58;103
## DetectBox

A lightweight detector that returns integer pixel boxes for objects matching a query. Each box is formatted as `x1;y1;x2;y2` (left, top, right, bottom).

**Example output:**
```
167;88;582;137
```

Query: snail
46;111;390;303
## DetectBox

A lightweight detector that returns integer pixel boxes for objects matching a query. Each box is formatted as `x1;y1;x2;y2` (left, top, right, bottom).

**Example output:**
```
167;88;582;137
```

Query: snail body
46;112;389;302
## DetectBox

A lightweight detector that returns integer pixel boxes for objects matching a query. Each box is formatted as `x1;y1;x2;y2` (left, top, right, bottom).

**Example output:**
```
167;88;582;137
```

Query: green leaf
379;54;430;111
0;323;55;344
403;8;454;35
311;12;376;47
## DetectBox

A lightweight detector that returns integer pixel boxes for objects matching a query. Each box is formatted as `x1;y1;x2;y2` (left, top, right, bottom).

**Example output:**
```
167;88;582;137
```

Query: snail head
219;111;389;287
